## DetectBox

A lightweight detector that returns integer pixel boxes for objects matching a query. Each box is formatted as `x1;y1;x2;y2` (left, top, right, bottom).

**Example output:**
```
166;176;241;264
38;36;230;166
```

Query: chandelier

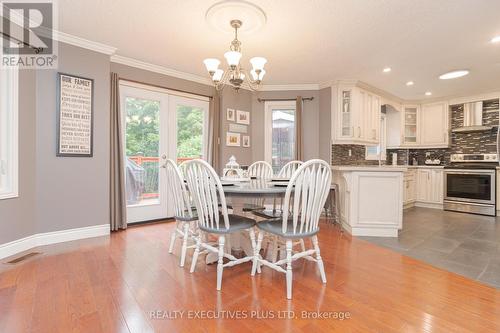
203;20;267;91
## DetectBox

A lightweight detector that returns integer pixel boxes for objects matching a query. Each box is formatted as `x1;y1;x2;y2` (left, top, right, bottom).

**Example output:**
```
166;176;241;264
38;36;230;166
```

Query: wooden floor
1;220;500;333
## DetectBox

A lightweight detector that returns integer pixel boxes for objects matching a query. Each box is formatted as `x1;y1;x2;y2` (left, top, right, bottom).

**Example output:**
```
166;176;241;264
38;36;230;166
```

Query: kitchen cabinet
332;83;381;145
387;102;449;148
420;102;449;147
416;168;443;205
403;169;416;205
402;105;419;145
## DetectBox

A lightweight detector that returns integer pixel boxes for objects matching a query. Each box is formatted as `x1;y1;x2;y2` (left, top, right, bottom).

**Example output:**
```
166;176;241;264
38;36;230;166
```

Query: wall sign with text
56;73;94;157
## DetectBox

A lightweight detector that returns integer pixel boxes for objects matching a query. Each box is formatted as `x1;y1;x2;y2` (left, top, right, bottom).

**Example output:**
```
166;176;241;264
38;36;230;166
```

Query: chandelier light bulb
250;57;267;71
213;69;224;82
224;51;242;67
203;58;220;73
251;69;266;81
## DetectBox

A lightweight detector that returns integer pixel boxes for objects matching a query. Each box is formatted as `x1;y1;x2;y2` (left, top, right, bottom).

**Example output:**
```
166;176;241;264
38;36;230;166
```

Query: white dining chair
248;161;273;179
185;159;257;291
252;159;332;299
165;159;198;267
253;160;303;220
277;160;303;178
238;161;274;213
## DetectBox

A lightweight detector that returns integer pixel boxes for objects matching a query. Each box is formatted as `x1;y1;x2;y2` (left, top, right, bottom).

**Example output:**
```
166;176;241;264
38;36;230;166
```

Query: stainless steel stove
444;154;498;216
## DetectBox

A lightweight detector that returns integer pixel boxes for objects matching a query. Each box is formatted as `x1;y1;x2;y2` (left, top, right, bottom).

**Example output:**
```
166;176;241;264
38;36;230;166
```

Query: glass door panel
120;85;169;223
170;95;209;165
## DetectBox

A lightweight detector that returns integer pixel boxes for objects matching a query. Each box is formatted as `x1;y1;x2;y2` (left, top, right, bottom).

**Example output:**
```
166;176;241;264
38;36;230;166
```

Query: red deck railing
128;156;199;200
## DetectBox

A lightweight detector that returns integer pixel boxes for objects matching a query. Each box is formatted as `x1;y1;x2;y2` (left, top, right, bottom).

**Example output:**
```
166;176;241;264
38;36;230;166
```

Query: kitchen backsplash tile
331;144;381;165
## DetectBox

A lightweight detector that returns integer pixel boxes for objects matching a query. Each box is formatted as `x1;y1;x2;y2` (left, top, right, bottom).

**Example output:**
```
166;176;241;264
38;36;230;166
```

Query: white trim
0;67;18;200
119;79;210;102
111;55;213;86
260;84;320;91
54;31;117;55
0;224;110;260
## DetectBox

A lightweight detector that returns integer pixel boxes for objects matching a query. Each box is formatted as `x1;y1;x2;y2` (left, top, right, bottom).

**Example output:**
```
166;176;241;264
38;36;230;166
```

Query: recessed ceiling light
383;67;391;73
439;70;469;80
491;36;500;43
425;91;432;96
406;81;414;86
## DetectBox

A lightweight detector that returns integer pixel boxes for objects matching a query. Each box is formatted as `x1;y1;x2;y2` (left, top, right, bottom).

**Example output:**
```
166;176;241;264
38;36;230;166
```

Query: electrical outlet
348;149;352;157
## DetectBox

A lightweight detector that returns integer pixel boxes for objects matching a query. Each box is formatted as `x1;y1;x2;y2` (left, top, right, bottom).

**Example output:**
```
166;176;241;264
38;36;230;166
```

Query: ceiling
58;0;500;100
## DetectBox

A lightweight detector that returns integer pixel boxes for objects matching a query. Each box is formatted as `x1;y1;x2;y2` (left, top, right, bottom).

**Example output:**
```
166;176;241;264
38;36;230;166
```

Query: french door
120;83;209;224
121;85;172;223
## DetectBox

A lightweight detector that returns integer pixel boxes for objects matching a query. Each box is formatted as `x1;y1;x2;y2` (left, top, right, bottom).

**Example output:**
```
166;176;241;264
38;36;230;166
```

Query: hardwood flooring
1;220;500;332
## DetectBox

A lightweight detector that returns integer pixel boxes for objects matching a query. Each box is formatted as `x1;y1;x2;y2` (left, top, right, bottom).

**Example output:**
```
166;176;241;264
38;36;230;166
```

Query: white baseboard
0;224;110;260
414;202;443;210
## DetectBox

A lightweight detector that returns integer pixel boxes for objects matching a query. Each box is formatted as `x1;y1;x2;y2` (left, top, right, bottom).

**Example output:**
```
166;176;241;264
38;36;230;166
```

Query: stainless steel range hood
452;101;494;132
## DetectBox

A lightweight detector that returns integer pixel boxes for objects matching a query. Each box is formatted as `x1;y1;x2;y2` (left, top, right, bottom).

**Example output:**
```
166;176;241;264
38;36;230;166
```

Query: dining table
205;178;290;263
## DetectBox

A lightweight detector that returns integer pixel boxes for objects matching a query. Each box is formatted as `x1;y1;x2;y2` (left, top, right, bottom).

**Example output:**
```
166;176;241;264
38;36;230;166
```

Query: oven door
444;169;495;205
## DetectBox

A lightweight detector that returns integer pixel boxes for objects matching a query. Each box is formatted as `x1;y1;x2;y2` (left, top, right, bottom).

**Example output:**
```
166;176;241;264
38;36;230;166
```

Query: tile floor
360;207;500;288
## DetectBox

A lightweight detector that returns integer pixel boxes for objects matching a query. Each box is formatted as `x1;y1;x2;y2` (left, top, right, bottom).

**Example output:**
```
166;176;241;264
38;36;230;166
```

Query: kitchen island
332;166;407;237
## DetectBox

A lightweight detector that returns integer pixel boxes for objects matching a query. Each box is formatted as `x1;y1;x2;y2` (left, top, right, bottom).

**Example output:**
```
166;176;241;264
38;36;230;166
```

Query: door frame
120;84;172;223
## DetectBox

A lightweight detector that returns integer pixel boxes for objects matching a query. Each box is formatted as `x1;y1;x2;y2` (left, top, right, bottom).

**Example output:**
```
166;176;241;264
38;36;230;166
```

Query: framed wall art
227;108;235;121
56;73;94;157
226;132;241;146
242;135;250;148
236;110;250;125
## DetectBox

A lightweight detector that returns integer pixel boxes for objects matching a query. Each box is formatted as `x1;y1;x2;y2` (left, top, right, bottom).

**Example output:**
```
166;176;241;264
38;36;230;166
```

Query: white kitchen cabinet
402;105;419;146
420;102;449;147
403;169;416;205
386;102;449;149
416;168;443;206
332;83;380;145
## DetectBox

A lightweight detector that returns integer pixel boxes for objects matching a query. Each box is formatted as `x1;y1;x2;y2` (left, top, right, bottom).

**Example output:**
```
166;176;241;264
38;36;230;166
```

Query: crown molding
53;31;117;55
111;55;214;86
260;83;320;91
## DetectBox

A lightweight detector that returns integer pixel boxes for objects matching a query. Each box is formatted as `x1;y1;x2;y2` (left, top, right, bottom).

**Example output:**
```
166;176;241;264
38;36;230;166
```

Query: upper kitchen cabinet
332;83;381;145
387;101;449;148
420;102;449;146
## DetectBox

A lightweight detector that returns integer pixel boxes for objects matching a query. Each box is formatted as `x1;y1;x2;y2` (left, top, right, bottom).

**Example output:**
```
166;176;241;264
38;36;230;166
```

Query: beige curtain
208;93;221;172
295;96;303;160
110;73;127;231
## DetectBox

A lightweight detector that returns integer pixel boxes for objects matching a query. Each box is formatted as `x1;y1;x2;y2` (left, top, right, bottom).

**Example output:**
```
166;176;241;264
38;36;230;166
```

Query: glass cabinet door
403;106;418;144
341;90;352;137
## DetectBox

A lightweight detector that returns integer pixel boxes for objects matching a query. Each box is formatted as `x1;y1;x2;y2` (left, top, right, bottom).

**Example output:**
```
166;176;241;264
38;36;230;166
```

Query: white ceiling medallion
205;0;267;34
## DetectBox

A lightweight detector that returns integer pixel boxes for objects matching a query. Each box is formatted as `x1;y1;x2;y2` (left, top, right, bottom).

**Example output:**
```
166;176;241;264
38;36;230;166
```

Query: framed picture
228;123;247;133
242;135;250;148
236;110;250;125
226;132;241;146
227;108;235;121
56;73;94;157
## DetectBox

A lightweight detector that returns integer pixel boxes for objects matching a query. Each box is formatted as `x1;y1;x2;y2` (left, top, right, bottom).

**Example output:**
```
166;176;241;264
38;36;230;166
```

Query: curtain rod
257;97;314;102
119;78;214;99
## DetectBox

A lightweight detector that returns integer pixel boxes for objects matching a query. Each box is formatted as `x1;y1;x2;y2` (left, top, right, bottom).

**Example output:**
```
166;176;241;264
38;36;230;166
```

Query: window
0;67;18;200
265;101;296;173
366;115;387;161
173;96;209;164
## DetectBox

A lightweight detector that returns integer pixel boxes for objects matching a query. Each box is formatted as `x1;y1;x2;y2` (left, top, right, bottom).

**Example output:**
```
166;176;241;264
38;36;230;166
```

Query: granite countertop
404;165;445;169
332;165;408;172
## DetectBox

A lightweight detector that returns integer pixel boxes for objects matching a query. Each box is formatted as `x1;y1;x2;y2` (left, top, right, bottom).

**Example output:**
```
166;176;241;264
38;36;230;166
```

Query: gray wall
0;70;37;244
318;87;331;162
35;43;111;233
220;89;253;168
251;90;320;162
1;47;327;246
